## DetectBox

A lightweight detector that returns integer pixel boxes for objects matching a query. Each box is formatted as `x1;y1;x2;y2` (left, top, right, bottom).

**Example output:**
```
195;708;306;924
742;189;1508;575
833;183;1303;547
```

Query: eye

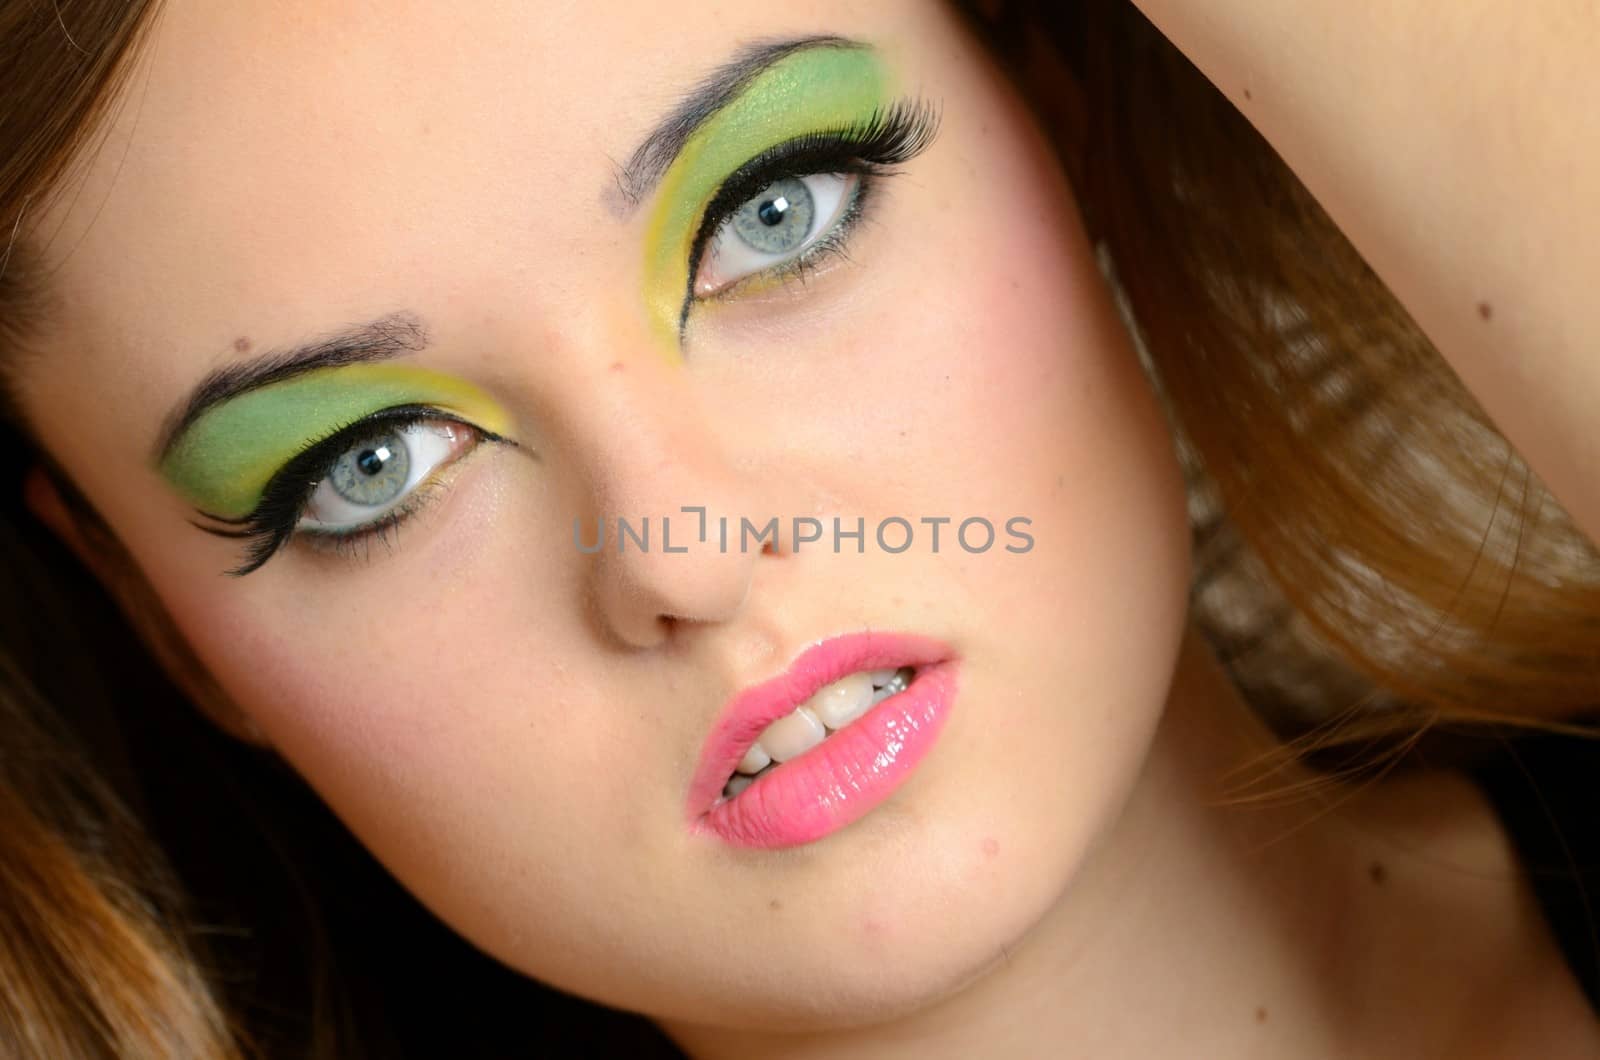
197;405;512;577
694;172;860;297
298;419;478;534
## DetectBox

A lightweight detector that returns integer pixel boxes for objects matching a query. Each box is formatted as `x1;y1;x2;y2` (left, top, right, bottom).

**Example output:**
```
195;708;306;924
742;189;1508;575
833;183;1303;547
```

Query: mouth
687;632;960;849
719;666;918;801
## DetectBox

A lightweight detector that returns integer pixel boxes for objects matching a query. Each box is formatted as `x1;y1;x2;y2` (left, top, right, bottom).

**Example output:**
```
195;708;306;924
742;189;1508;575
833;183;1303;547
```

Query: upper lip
685;630;955;818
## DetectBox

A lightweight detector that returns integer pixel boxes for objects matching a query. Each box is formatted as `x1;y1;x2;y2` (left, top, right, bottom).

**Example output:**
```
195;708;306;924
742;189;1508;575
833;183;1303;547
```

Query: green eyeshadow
641;44;893;348
158;363;512;519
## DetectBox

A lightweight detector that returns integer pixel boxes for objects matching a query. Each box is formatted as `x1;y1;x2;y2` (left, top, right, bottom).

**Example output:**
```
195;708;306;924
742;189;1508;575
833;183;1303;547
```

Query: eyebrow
154;311;428;462
610;34;867;211
157;39;864;460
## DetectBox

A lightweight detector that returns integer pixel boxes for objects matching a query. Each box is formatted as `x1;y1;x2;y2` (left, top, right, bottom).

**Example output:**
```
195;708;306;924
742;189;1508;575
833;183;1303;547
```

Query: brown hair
0;5;255;1055
0;0;1594;1052
977;0;1600;758
0;653;244;1057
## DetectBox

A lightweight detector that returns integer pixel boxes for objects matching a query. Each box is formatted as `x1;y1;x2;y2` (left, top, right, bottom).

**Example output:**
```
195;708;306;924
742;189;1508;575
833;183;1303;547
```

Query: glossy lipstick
687;631;960;848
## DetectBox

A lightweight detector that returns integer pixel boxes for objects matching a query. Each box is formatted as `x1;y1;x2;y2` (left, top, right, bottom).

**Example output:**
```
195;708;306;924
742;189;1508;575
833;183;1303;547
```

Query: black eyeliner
194;405;500;577
679;96;943;336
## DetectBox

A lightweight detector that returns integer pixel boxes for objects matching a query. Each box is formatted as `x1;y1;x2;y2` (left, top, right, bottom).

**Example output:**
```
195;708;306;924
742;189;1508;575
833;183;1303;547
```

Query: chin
652;746;1138;1034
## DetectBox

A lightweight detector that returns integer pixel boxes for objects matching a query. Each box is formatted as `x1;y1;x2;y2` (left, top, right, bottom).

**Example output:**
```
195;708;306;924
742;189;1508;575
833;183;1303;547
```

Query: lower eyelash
295;473;453;565
204;414;504;576
698;175;876;304
680;96;941;331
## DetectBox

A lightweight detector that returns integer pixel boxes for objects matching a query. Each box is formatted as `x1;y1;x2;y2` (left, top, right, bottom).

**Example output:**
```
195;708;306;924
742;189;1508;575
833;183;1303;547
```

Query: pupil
357;446;390;477
757;196;789;227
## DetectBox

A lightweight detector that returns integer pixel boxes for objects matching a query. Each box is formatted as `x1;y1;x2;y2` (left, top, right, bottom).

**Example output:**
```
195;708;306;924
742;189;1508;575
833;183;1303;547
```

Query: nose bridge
609;387;696;501
575;347;738;514
557;334;778;647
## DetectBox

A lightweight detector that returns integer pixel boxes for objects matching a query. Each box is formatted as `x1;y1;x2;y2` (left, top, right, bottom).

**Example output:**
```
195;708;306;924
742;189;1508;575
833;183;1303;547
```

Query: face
19;0;1191;1034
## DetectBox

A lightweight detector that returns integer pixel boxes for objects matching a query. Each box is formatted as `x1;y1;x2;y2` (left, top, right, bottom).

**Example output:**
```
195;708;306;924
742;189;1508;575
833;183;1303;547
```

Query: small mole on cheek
232;336;252;354
1477;301;1494;322
1255;1006;1268;1024
769;898;782;912
1369;861;1387;886
1243;87;1254;101
982;837;1000;859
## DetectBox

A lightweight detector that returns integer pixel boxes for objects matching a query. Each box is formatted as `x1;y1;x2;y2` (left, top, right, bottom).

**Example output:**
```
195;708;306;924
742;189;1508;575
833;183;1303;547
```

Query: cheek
857;83;1192;607
811;54;1198;971
153;553;693;1000
139;500;649;903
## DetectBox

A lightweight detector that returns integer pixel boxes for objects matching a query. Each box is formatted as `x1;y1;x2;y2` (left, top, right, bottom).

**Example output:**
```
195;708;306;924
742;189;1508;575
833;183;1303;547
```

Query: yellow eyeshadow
640;45;892;352
159;363;512;518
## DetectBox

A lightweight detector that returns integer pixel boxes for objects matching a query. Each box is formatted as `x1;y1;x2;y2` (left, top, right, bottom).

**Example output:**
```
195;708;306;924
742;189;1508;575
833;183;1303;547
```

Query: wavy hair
0;0;1594;1053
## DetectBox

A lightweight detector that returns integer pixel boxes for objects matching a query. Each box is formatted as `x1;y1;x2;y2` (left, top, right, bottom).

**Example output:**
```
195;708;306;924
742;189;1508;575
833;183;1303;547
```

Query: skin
13;1;1595;1055
1127;1;1600;553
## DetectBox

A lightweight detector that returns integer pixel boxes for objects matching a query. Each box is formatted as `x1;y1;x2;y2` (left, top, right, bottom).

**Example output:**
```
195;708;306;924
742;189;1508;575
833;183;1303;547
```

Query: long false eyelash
680;95;943;333
193;405;503;577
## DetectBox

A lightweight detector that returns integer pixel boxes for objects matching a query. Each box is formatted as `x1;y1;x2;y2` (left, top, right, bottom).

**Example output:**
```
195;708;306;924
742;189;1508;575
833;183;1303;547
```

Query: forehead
27;1;912;409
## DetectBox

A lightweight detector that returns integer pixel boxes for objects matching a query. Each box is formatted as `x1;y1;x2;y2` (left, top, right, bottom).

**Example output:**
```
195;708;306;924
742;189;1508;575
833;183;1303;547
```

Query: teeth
758;707;827;763
875;669;911;699
807;672;875;729
721;666;919;800
735;741;771;776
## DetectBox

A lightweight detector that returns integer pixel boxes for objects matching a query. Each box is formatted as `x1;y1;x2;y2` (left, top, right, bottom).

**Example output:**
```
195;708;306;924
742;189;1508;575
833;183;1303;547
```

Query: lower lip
691;660;961;849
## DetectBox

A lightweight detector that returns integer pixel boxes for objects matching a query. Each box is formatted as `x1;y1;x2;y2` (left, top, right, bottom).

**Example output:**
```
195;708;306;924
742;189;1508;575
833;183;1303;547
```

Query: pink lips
686;631;961;849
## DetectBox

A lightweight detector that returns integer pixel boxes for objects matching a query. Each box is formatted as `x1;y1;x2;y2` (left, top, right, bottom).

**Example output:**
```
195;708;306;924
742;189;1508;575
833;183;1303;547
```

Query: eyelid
197;404;509;577
680;98;940;319
298;419;477;533
693;172;862;298
640;45;896;349
159;363;514;520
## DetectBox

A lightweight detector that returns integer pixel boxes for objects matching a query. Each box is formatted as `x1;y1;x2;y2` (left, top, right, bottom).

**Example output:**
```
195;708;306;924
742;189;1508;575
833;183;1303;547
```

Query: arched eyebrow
153;310;427;463
608;34;869;212
155;39;874;461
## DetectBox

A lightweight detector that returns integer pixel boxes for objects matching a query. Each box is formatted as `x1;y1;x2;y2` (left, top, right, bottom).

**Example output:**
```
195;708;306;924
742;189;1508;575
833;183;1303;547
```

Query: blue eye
298;419;477;534
695;172;860;296
197;406;510;577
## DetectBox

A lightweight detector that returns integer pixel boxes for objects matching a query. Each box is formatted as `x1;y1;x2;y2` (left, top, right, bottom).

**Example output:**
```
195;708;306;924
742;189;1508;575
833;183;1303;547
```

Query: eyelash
195;405;506;577
195;101;939;577
680;96;942;330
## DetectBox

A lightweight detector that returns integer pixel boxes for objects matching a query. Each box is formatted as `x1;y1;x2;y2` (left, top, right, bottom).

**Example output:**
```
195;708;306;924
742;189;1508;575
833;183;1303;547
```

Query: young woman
2;1;1596;1055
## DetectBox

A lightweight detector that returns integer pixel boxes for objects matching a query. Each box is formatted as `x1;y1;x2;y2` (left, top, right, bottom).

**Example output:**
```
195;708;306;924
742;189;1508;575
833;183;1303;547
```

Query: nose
570;356;783;650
